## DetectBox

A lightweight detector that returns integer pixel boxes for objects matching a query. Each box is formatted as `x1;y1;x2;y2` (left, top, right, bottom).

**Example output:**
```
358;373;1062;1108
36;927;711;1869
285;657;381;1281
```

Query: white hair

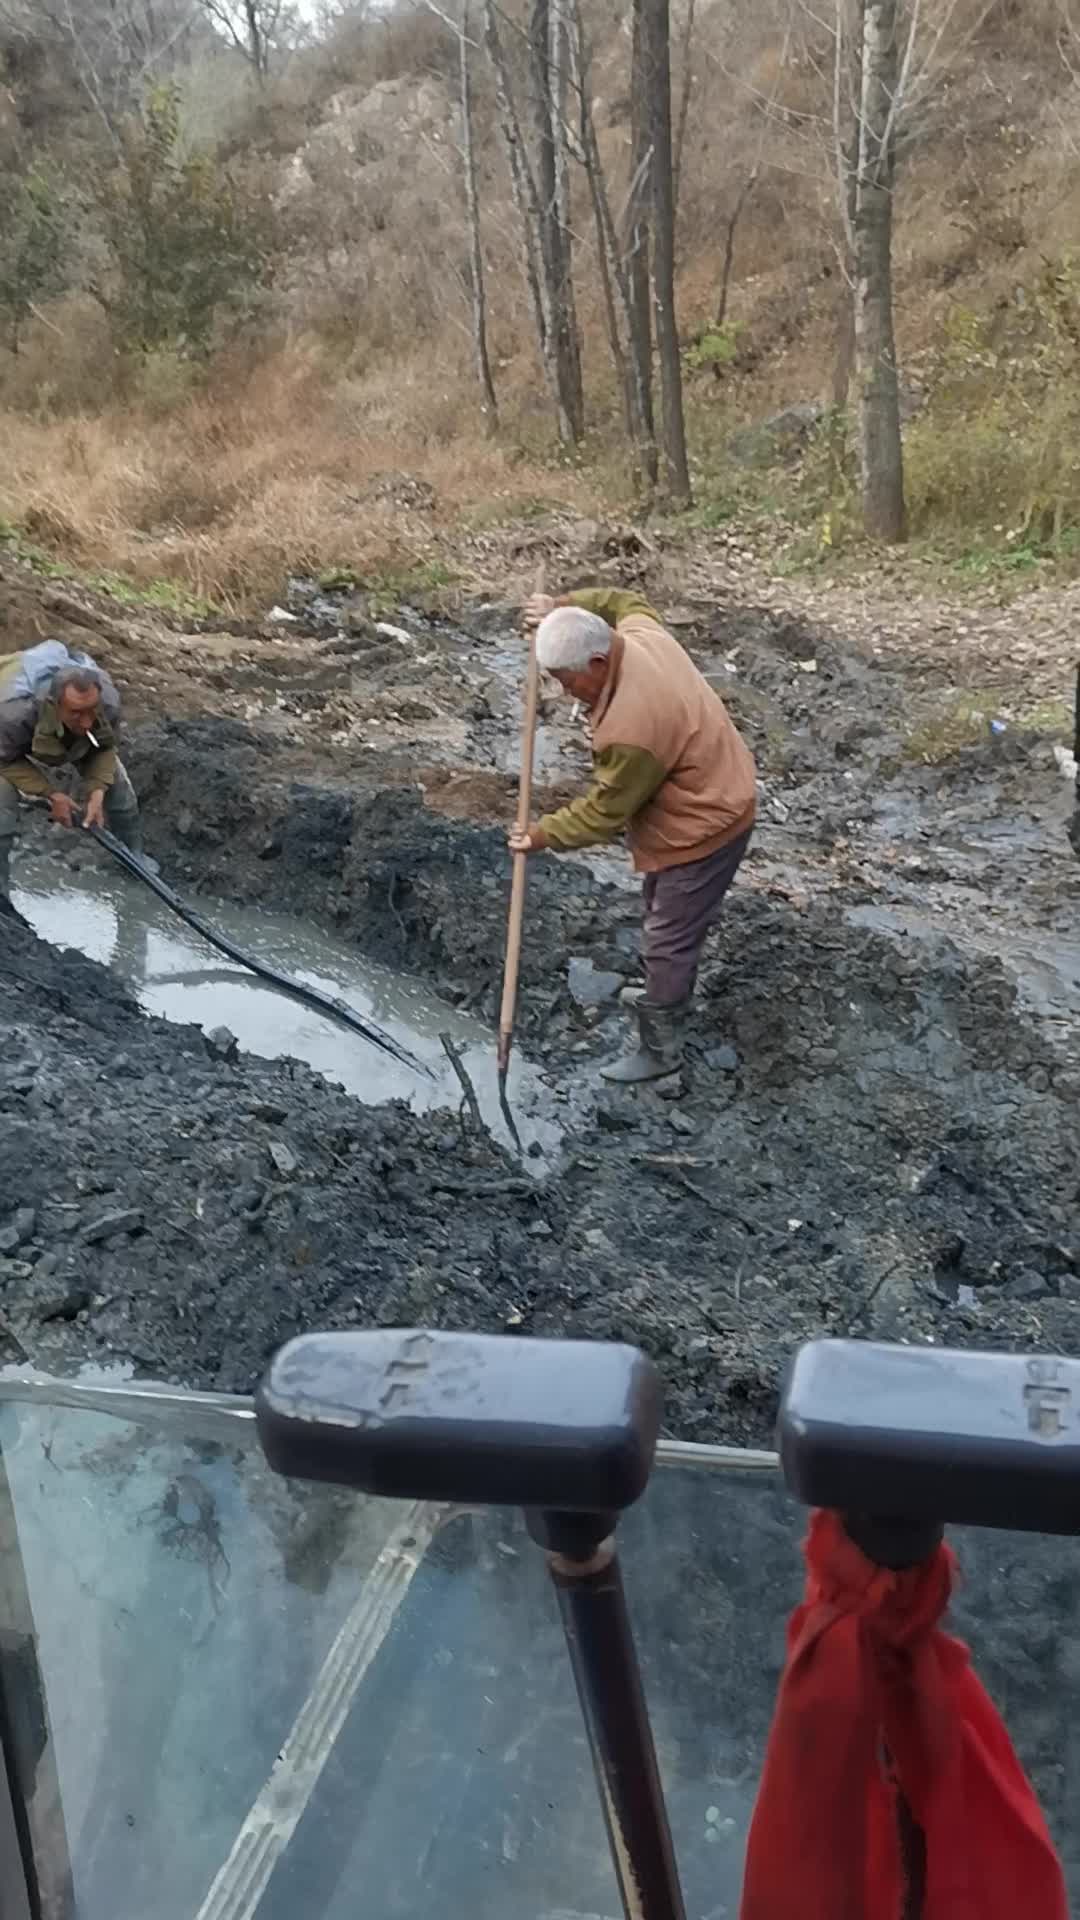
535;606;613;673
53;664;101;699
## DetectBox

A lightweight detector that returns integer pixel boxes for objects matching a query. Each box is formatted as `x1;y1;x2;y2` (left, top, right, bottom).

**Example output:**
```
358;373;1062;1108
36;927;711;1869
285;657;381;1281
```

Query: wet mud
1;574;1078;1443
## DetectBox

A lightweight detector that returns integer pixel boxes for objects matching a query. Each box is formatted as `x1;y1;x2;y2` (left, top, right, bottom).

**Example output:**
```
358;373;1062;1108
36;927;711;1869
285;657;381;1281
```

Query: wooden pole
497;565;546;1142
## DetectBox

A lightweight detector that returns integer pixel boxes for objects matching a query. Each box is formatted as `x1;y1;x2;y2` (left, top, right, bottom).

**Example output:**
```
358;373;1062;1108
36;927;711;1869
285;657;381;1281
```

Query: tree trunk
671;0;696;235
571;0;652;469
528;0;583;443
831;285;855;412
460;0;498;431
626;0;657;486
714;168;756;330
831;0;862;412
484;0;557;408
549;0;584;435
243;0;268;82
854;0;905;540
644;0;691;504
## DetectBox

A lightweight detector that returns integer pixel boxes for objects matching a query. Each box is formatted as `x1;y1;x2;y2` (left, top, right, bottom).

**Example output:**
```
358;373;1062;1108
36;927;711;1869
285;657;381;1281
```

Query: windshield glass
0;1386;1075;1917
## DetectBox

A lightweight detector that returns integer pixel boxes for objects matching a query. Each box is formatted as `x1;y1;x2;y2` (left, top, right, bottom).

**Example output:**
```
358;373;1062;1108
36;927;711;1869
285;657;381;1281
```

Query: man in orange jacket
509;586;757;1082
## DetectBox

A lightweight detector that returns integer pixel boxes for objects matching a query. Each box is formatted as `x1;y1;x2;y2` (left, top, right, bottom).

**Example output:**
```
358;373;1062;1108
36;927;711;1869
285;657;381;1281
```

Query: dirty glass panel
0;1396;422;1920
254;1463;800;1920
255;1462;1080;1920
4;1398;1080;1920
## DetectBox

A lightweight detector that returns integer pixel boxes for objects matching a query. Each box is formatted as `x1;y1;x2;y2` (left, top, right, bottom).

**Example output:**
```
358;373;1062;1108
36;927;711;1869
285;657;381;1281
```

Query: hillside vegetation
1;0;1080;607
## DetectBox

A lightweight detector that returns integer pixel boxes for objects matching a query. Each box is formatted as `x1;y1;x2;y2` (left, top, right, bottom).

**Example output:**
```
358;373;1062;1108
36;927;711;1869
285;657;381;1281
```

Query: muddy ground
1;531;1078;1444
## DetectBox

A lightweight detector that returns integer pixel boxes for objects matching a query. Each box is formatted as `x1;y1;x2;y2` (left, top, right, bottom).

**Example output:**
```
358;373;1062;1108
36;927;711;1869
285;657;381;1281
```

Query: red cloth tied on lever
739;1509;1069;1920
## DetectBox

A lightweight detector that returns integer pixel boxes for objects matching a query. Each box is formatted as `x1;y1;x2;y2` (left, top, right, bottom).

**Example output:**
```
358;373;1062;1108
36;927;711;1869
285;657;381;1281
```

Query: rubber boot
600;999;687;1084
108;808;160;876
0;839;30;929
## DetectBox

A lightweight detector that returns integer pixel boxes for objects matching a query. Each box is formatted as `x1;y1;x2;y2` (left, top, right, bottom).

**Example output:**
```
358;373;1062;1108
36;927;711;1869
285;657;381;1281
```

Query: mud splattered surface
1;538;1078;1443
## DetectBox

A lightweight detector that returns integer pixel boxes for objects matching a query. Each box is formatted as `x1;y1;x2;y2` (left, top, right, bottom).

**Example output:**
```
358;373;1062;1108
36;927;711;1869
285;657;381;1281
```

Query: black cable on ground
86;821;434;1080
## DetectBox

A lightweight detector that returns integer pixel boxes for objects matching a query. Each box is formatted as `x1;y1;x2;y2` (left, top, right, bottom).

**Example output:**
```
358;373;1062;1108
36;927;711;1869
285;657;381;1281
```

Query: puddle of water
13;853;564;1161
845;900;1080;1022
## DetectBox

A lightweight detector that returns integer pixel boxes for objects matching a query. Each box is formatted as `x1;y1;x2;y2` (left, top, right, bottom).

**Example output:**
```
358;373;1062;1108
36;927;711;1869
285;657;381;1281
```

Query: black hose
86;821;434;1079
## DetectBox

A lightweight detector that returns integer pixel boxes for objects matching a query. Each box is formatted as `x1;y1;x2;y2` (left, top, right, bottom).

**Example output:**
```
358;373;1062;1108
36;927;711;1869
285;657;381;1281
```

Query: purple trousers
641;828;752;1006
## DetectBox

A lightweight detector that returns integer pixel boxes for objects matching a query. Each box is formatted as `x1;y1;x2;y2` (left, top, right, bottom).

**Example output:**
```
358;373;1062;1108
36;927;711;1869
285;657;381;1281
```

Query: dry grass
0;341;599;610
3;0;1080;610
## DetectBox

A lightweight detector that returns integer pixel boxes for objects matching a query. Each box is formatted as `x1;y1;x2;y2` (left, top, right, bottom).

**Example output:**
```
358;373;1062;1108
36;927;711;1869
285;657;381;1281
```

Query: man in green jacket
0;641;144;916
509;586;757;1081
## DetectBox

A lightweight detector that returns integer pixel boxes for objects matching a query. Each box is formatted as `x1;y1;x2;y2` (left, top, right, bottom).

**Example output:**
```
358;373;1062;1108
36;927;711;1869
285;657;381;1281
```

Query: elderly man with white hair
509;586;756;1082
0;640;144;916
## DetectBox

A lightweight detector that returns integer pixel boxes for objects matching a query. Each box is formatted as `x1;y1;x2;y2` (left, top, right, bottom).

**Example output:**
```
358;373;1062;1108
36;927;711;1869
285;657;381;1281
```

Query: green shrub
0;166;70;355
685;325;740;373
905;261;1080;551
91;86;275;359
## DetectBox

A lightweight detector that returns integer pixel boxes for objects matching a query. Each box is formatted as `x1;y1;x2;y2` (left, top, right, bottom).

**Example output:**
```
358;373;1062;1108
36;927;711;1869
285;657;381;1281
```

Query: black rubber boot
600;999;687;1084
110;810;160;876
0;841;30;930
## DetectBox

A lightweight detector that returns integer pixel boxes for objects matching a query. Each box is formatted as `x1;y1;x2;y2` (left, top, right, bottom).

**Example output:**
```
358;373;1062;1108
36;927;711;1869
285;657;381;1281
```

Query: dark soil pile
0;912;578;1390
3;746;1078;1443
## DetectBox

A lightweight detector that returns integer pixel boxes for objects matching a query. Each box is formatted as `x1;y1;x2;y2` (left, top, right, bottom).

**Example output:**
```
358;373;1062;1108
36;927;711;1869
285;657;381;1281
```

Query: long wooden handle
498;564;545;1068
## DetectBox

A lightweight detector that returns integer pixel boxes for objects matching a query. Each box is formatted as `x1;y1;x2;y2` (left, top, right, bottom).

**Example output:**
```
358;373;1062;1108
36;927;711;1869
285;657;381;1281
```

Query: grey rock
76;1172;113;1196
82;1208;144;1245
705;1045;740;1073
1006;1268;1047;1302
656;1075;685;1100
583;1226;617;1255
728;402;822;469
268;1141;299;1177
0;1228;21;1257
12;1207;36;1245
17;1275;91;1322
206;1026;239;1063
808;1047;839;1069
669;1110;697;1136
595;1096;641;1133
567;957;625;1007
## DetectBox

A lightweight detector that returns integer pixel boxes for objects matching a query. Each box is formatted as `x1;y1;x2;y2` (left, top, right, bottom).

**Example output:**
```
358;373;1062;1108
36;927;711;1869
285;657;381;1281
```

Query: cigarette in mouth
88;731;100;748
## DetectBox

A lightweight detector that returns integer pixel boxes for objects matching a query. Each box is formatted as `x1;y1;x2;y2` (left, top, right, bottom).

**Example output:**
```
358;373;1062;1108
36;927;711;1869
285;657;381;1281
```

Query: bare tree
459;0;499;427
24;0;207;137
830;0;863;410
739;0;980;530
549;0;584;430
527;0;583;438
569;0;656;487
482;0;583;443
671;0;697;229
625;0;656;483
196;0;293;81
643;0;691;503
852;0;904;539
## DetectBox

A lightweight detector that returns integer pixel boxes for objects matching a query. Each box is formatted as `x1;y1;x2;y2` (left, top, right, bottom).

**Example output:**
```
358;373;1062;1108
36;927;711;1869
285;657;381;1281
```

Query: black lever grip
780;1338;1080;1536
256;1329;661;1511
